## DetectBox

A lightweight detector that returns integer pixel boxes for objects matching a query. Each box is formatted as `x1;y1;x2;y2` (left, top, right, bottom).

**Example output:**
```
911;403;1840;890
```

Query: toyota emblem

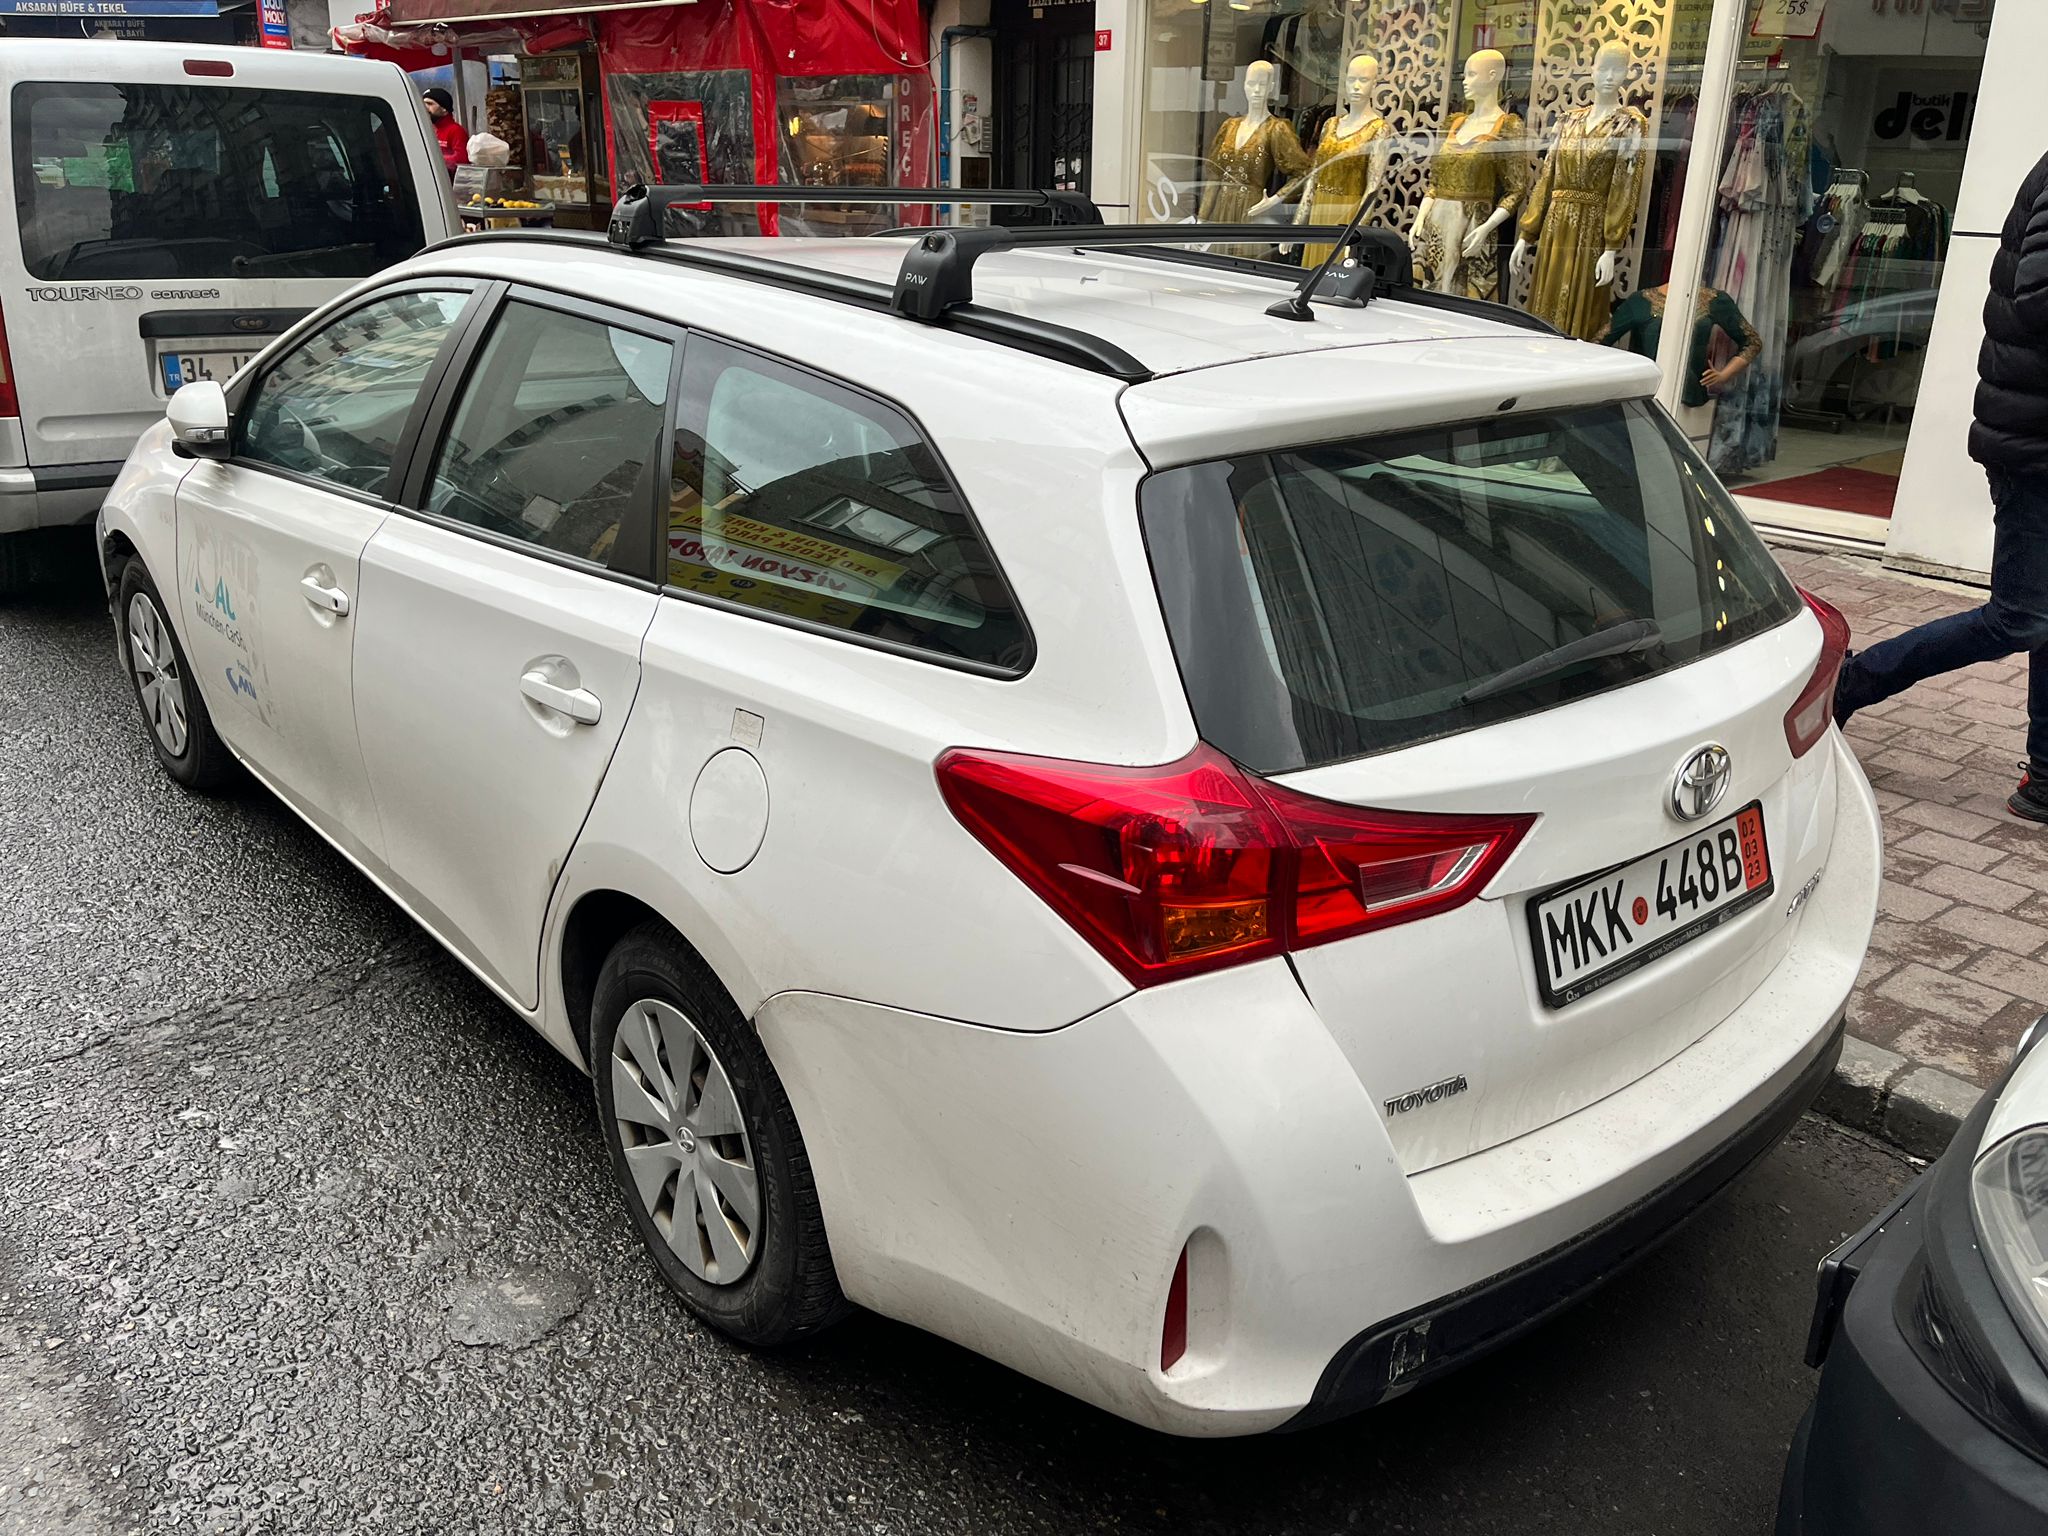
1671;745;1732;822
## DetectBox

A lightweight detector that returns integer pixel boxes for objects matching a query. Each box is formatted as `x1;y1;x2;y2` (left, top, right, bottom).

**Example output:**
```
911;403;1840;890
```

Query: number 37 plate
1529;803;1773;1008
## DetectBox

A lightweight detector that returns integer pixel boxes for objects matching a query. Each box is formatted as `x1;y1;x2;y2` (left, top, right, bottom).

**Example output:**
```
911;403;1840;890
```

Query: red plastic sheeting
596;0;934;224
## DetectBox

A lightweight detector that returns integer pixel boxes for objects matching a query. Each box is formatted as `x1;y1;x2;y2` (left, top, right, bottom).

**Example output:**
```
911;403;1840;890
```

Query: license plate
158;348;256;394
1529;803;1773;1008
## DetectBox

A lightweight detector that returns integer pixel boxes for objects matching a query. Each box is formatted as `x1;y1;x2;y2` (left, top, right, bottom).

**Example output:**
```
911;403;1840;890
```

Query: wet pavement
2;535;1917;1536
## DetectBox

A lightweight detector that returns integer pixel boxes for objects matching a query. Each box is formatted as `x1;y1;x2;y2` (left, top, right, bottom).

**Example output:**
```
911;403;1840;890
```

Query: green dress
1600;286;1762;407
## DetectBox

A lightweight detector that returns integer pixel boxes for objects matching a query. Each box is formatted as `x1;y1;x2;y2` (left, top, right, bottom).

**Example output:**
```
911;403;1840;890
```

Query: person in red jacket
423;88;467;175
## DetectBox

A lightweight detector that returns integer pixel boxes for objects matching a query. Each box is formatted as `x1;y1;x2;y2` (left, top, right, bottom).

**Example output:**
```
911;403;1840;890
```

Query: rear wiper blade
1460;618;1664;705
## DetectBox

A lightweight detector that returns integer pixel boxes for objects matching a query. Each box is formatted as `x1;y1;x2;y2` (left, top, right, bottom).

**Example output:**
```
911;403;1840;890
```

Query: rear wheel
591;922;847;1345
116;558;232;792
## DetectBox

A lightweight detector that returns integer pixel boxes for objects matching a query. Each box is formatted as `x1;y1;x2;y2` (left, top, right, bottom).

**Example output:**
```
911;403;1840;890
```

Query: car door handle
300;576;350;616
520;671;601;726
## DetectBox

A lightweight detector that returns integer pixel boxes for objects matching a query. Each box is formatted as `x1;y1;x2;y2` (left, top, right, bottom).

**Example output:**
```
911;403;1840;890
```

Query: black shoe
2010;763;2048;824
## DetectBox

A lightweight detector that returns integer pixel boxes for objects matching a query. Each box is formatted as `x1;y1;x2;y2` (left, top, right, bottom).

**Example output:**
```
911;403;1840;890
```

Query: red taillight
184;59;234;77
1785;588;1851;758
935;742;1533;986
1161;1246;1189;1372
0;297;18;419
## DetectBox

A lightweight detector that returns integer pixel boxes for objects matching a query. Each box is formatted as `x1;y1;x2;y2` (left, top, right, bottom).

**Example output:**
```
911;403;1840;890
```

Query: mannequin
1252;54;1393;264
1512;40;1649;339
1410;50;1528;300
1197;60;1310;258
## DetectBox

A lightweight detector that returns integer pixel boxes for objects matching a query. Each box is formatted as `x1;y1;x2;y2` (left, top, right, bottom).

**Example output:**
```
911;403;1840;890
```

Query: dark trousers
1835;466;2048;767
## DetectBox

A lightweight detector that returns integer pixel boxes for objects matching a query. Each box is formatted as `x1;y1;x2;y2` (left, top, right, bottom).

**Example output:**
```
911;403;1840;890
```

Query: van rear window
12;82;426;282
1139;400;1803;774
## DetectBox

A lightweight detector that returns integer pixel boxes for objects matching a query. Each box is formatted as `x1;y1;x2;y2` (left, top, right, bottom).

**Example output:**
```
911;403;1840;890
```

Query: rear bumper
1778;1032;2048;1534
758;738;1882;1436
1291;1011;1843;1428
0;461;124;535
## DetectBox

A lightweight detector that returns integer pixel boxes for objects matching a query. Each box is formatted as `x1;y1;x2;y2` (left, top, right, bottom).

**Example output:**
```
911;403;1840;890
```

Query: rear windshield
1140;399;1803;774
13;82;425;282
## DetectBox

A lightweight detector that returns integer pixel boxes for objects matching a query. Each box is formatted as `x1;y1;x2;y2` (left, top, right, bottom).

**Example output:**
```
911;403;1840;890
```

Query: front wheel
116;558;232;792
591;923;847;1345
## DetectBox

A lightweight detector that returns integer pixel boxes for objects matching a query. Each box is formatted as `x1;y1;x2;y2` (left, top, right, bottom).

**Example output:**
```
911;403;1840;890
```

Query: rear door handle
520;670;601;726
300;575;350;616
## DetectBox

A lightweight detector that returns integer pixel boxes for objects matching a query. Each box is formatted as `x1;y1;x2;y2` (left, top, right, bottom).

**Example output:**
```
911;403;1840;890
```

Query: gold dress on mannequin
1198;114;1309;257
1411;111;1529;300
1518;104;1649;340
1288;115;1394;265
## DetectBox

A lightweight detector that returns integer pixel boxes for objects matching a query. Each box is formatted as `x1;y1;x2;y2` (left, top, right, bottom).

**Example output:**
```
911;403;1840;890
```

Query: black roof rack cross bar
433;227;1153;380
887;223;1413;323
608;183;1104;248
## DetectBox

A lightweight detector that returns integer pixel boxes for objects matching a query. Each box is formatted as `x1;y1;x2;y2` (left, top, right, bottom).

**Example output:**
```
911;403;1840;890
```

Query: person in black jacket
1835;150;2048;822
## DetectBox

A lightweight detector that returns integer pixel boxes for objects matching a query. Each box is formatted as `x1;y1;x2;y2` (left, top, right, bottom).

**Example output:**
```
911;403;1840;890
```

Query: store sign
257;0;290;48
1873;89;1975;147
1750;0;1824;39
1201;5;1235;84
0;0;219;13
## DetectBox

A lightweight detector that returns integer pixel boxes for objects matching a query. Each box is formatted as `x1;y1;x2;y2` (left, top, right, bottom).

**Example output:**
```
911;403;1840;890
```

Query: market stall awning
0;0;218;12
387;0;687;23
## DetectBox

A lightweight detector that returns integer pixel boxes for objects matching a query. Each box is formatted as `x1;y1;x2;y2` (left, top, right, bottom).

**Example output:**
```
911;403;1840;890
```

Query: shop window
1134;0;1988;532
775;75;903;236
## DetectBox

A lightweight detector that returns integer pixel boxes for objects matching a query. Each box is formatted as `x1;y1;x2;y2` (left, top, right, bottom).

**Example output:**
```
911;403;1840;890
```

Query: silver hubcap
610;998;760;1285
126;591;188;758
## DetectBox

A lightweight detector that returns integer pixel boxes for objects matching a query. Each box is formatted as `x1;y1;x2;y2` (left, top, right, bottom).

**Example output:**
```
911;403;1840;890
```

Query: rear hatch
1135;387;1837;1173
0;46;452;469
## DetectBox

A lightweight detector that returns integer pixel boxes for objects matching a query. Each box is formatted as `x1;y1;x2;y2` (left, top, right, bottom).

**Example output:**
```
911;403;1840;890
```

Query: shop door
993;0;1095;214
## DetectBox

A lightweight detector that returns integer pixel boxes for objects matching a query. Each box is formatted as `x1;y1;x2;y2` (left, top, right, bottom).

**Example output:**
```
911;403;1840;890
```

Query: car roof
0;37;411;88
404;234;1665;462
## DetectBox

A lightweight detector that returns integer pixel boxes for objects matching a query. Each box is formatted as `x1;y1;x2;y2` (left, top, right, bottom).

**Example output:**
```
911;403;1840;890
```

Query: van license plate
1530;803;1773;1008
158;349;256;394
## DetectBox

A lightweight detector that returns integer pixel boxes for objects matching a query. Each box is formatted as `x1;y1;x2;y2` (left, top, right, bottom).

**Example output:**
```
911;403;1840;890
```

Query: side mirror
167;380;231;460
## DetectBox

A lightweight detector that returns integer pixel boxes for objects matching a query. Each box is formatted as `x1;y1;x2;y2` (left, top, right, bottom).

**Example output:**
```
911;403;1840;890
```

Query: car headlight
1969;1129;2048;1364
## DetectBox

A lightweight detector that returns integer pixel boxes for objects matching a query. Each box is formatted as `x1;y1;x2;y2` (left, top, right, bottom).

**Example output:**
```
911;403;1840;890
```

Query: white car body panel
0;41;456;531
758;738;1874;1435
351;515;660;1008
96;233;1885;1434
173;457;390;863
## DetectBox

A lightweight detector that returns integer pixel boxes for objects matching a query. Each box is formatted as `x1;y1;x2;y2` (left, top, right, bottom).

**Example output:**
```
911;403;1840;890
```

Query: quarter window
669;341;1029;670
423;300;674;567
238;289;469;499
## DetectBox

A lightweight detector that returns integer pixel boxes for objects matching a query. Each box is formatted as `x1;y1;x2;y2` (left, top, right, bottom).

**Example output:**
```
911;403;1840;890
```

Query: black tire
591;921;848;1345
115;557;234;792
0;531;25;599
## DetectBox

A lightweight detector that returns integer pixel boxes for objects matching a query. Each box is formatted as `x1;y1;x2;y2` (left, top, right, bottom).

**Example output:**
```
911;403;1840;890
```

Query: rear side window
1141;399;1802;773
13;81;425;281
668;339;1031;671
425;300;673;566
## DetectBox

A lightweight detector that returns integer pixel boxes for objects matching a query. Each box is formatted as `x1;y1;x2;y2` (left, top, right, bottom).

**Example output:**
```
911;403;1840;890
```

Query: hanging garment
1517;104;1648;340
1198;113;1311;258
1601;285;1762;407
1707;90;1801;476
1285;113;1395;265
1412;110;1530;301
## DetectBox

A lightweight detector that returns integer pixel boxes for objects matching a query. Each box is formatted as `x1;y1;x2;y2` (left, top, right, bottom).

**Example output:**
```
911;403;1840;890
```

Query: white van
0;40;458;590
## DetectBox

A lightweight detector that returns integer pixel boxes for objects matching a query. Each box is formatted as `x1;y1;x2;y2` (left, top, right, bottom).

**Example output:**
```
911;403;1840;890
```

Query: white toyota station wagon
96;189;1881;1435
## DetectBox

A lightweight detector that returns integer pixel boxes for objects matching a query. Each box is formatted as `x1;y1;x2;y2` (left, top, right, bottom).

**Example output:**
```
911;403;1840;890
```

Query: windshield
1139;398;1803;774
13;81;424;282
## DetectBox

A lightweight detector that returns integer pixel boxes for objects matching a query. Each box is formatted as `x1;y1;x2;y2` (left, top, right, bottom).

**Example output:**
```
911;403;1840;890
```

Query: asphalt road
2;533;1916;1536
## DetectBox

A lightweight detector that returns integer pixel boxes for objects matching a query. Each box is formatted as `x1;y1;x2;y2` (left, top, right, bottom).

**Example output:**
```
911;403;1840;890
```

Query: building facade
934;0;2016;582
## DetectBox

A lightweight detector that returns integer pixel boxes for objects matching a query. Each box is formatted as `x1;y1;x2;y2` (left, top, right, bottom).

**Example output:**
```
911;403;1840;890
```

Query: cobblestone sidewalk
1776;545;2045;1089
